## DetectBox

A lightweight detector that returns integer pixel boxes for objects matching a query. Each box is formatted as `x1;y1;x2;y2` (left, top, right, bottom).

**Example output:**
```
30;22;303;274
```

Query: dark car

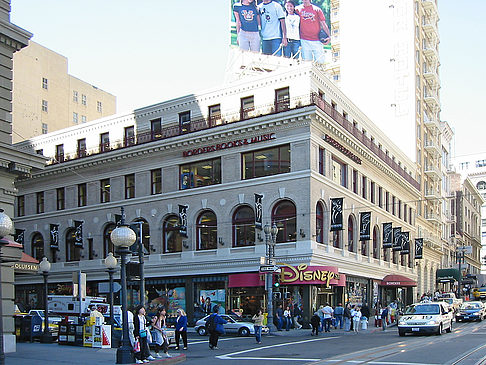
456;301;486;322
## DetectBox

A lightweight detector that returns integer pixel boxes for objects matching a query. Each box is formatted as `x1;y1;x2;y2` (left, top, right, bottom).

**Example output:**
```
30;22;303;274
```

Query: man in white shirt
321;302;334;332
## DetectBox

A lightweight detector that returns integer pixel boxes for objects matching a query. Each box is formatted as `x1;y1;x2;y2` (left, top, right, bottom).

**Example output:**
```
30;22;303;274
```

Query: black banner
50;224;59;250
255;193;263;230
359;212;371;241
74;220;83;248
415;238;423;259
14;229;24;245
114;214;123;226
330;198;344;231
178;205;188;237
400;232;410;255
382;223;393;248
392;227;402;251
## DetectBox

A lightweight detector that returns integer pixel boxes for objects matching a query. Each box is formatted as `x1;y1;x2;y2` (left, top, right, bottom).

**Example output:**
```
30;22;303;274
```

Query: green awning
436;268;461;283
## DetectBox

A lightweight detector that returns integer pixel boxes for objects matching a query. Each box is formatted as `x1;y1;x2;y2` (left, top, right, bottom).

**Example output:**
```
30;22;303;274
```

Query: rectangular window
180;158;221;189
56;144;64;162
78;183;87;207
81;115;87;123
404;204;408;222
36;192;45;214
100;132;110;152
88;238;94;260
124;126;135;146
378;186;383;208
42;123;48;134
82;94;87;105
73;90;78;103
370;181;375;204
240;96;254;120
42;77;48;90
179;111;191;134
42;100;48;112
77;138;86;157
73;112;78;124
208;104;222;127
97;101;102;113
362;176;367;199
151;118;162;140
318;148;325;175
275;87;290;112
17;195;25;217
151;169;162;195
332;159;347;188
392;196;396;215
409;207;413;224
398;200;402;219
57;187;65;210
100;179;110;203
125;174;135;199
352;169;358;194
242;145;291;180
385;192;390;212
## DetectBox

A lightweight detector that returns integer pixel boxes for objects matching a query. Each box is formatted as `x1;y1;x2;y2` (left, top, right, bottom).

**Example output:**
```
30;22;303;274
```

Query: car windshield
405;304;440;315
461;303;481;310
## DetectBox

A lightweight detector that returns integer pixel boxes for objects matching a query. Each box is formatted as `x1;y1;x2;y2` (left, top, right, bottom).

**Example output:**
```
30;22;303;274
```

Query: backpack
205;314;216;332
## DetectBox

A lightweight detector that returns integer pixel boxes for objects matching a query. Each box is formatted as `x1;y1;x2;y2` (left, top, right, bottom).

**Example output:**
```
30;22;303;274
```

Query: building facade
12;41;116;143
13;62;422;324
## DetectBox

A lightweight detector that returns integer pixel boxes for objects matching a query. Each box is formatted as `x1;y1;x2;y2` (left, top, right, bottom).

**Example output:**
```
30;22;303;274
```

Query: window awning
436;268;461;283
381;274;417;287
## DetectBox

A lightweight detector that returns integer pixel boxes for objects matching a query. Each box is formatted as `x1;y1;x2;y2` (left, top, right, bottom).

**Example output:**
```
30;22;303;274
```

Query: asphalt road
7;321;486;365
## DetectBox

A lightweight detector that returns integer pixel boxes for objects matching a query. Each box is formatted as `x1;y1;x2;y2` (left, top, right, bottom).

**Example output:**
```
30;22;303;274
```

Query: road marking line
216;337;338;361
218;356;321;362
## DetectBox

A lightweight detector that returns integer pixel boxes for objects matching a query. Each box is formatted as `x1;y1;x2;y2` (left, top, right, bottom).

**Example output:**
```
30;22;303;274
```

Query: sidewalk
6;342;185;365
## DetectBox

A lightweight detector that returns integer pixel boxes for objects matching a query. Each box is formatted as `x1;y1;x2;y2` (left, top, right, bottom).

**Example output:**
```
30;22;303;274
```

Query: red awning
20;252;39;264
381;274;417;287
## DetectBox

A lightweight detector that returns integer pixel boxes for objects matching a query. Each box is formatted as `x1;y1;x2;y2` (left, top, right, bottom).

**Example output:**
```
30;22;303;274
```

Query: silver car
195;314;269;337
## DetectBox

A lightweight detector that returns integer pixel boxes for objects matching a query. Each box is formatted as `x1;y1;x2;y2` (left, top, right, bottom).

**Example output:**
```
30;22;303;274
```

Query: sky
10;0;486;158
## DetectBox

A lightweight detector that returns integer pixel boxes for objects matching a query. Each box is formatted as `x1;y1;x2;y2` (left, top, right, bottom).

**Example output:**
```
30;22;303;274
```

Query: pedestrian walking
152;308;171;358
381;305;389;332
334;303;344;329
284;306;292;331
322;302;333;332
310;311;320;336
133;305;156;364
207;305;227;350
252;309;264;344
175;308;188;350
343;303;352;331
276;304;284;331
352;306;362;333
293;304;303;329
317;305;325;331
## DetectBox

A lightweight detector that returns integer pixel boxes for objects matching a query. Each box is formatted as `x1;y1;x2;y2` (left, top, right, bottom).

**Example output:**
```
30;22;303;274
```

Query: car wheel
446;321;452;333
197;327;207;336
398;330;405;337
436;324;442;336
238;327;250;337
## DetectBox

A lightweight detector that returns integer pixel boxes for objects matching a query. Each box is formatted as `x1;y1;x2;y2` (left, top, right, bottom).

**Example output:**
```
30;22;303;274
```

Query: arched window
103;223;116;258
316;203;324;244
66;228;81;262
163;215;182;253
347;216;355;252
31;233;44;261
272;200;296;243
196;211;217;250
133;219;151;255
372;226;379;259
232;206;255;247
477;181;486;190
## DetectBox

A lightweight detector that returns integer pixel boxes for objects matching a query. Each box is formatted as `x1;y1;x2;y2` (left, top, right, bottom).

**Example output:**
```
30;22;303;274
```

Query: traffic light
273;273;281;288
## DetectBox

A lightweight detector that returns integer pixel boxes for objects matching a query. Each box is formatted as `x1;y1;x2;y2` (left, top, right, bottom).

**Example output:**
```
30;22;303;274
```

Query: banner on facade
254;193;263;230
392;227;402;251
382;222;393;248
50;224;59;250
74;220;83;247
14;229;24;245
359;212;371;241
415;238;423;259
400;232;410;255
330;198;343;231
178;205;188;237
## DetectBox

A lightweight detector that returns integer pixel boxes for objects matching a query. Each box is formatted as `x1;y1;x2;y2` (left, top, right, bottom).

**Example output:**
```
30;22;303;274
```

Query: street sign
259;265;281;273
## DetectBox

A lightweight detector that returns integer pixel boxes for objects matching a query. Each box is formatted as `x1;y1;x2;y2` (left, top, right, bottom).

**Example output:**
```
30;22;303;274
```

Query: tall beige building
12;41;116;143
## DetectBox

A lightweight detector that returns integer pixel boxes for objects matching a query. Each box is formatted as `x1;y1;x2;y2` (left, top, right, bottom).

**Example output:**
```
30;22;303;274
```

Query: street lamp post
0;209;14;365
104;252;117;348
39;257;53;343
264;222;278;333
111;207;136;364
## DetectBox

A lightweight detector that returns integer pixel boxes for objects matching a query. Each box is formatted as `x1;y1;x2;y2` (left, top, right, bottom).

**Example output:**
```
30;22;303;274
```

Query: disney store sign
278;264;340;287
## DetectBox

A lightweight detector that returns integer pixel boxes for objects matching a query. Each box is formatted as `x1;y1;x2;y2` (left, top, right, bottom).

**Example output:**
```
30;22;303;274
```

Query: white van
398;302;454;336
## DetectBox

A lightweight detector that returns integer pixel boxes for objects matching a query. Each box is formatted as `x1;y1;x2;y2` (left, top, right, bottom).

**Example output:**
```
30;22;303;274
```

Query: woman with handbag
175;308;188;350
151;308;171;358
133;305;155;364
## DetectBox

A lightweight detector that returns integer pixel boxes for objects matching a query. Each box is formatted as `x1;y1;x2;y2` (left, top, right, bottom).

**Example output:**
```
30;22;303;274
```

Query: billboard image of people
231;0;331;63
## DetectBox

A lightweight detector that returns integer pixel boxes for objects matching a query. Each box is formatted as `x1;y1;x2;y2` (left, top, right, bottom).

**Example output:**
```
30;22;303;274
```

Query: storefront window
346;280;368;306
146;283;186;317
163;215;182;253
242;144;291;180
272;200;296;243
372;227;379;259
316;203;324;244
180;158;221;190
66;228;81;262
31;233;44;261
347;215;355;252
232;206;255;247
103;223;116;257
197;210;217;250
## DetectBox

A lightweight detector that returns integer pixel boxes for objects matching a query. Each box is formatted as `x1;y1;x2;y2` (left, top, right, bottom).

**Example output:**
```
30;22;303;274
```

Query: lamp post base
40;333;54;343
116;344;135;364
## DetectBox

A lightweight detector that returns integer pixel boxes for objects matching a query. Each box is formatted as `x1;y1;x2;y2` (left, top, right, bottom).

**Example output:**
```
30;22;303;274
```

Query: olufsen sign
183;133;276;157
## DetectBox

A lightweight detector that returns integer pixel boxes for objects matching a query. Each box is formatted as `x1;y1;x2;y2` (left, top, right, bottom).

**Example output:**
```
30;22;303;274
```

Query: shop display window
180;158;221;190
196;210;217;250
232;206;255;247
163;215;183;253
146;284;186;317
272;200;296;243
242;144;291;180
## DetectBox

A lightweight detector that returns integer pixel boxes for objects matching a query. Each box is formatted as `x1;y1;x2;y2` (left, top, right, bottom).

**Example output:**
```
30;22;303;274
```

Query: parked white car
398;302;454;336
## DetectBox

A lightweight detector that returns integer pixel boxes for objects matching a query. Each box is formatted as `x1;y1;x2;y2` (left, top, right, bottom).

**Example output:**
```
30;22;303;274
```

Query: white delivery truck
47;295;107;315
